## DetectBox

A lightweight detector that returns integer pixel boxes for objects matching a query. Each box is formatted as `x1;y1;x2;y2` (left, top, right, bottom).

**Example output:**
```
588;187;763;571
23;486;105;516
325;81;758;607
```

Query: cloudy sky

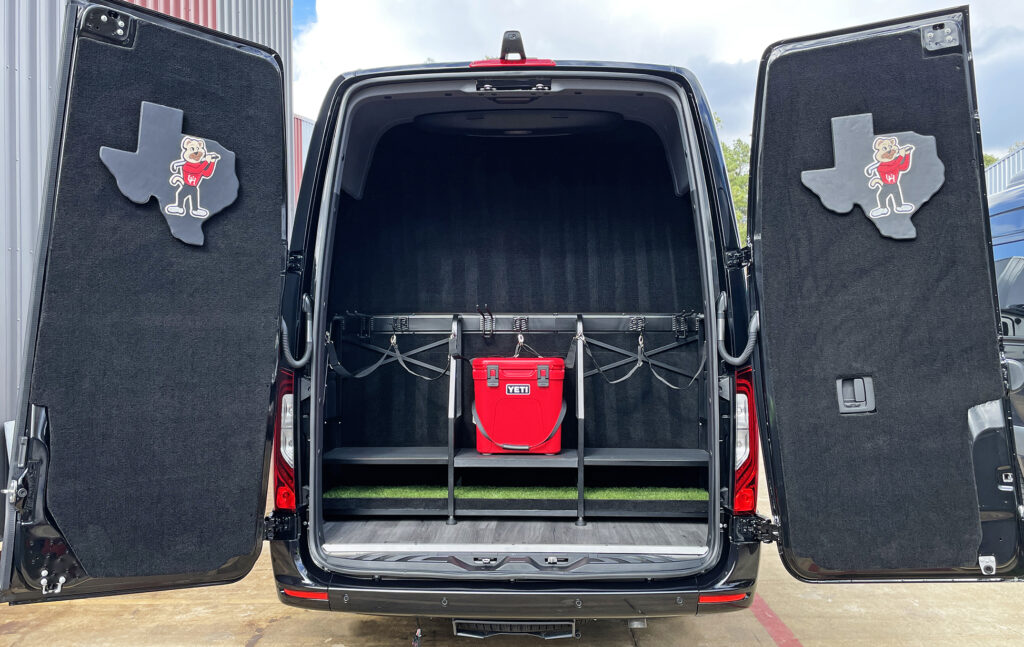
291;0;1024;155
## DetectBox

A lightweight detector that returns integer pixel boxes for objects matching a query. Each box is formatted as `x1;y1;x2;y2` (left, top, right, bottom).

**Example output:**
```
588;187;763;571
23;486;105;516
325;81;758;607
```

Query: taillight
699;592;748;604
273;368;296;511
733;367;758;513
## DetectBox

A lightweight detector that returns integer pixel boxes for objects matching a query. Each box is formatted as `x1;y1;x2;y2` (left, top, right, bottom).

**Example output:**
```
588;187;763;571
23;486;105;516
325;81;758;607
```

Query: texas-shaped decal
801;113;945;240
100;102;239;246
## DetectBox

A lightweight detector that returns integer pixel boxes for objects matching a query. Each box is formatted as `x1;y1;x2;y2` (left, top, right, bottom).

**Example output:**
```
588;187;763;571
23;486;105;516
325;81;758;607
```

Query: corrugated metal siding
1;0;293;424
1;1;65;426
217;0;294;206
988;148;1024;196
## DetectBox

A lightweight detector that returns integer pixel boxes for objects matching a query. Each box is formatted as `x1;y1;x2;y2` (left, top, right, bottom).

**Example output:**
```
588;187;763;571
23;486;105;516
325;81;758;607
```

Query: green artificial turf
587;487;707;501
324;485;708;501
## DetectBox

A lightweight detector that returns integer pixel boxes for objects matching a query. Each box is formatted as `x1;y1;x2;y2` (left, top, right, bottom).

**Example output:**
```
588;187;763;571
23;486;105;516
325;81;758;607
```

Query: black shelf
583;499;707;518
453;508;579;518
324;497;448;516
583;448;709;467
325;446;448;465
454;448;579;468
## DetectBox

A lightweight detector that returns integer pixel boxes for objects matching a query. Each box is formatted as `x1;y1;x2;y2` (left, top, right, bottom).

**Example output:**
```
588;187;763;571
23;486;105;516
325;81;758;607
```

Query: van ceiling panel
337;78;690;199
415;109;623;137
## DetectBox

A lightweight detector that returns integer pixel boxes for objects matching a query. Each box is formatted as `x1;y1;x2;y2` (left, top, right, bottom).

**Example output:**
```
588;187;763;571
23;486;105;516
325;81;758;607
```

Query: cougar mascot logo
165;136;221;219
864;136;915;219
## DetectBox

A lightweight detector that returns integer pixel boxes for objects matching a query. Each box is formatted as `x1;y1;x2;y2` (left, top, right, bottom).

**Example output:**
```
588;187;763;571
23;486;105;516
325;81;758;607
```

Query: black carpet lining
326;124;702;454
29;23;283;578
757;33;1000;571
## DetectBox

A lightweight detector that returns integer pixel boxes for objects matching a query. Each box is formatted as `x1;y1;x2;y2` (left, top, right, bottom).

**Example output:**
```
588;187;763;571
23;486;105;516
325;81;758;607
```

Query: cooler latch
486;365;500;387
537;364;550;387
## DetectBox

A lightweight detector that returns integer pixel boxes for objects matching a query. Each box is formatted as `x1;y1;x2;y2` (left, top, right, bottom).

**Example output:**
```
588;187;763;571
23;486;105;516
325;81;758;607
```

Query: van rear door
1;0;286;602
749;7;1024;581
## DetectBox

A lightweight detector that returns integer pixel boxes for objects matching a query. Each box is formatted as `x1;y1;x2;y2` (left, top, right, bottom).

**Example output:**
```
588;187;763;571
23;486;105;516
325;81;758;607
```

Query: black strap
328;334;450;381
391;335;451;381
472;400;567;451
646;341;706;391
583;334;643;385
573;333;704;390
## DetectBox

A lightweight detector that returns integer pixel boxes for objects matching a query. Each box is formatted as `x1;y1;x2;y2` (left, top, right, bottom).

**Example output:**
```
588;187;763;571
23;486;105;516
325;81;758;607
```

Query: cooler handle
471;400;567;451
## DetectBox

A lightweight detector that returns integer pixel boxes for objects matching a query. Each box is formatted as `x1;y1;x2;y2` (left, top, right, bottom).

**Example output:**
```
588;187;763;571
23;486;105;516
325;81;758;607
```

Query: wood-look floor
323;518;708;551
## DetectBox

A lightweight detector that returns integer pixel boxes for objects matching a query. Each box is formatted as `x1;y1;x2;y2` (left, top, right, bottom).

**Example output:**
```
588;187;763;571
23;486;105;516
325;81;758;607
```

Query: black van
4;0;1023;638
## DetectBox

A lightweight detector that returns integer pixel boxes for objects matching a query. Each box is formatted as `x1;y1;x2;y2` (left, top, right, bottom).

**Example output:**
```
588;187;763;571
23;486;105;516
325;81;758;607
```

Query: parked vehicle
992;173;1024;331
3;1;1022;639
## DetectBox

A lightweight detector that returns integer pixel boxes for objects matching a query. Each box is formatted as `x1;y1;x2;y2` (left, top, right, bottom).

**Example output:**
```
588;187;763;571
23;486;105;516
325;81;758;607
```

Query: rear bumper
325;586;701;617
269;535;760;619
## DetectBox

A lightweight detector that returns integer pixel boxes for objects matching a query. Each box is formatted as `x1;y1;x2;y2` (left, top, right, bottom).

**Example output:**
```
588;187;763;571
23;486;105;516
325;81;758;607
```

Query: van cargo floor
322;519;708;555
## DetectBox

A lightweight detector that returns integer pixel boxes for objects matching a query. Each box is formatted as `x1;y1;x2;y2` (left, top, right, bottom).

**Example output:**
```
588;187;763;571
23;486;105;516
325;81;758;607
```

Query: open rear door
1;0;286;602
749;7;1024;581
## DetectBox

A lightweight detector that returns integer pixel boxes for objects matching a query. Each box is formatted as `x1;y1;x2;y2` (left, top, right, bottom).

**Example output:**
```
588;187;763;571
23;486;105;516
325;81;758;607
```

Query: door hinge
725;246;752;270
286;253;304;273
732;515;779;544
264;512;297;541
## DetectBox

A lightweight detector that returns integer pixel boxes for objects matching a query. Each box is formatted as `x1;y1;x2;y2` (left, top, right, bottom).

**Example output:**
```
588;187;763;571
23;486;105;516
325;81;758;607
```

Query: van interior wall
326;122;703;457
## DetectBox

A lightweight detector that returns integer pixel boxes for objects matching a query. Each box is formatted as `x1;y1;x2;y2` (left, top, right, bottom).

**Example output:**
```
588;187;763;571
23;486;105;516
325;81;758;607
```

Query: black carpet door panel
28;23;284;578
327;124;704;452
755;32;1000;571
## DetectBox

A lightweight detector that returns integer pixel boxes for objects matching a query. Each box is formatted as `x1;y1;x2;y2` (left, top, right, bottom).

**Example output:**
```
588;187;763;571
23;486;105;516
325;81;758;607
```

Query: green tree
985;142;1024;168
716;116;751;241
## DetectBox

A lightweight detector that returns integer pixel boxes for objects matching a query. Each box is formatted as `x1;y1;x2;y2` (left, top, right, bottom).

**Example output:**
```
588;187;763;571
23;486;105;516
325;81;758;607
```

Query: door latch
979;555;997;576
836;376;875;414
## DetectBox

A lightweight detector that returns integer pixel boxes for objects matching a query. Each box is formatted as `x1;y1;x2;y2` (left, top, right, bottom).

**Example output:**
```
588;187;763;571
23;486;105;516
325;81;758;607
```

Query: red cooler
471;358;566;454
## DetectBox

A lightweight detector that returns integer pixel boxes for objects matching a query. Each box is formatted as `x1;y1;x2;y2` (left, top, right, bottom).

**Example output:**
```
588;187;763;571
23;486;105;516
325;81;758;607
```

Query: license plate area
452;619;576;640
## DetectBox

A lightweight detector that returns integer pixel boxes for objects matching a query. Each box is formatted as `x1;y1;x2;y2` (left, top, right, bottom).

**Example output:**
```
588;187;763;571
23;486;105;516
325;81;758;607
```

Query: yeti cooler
471;358;566;454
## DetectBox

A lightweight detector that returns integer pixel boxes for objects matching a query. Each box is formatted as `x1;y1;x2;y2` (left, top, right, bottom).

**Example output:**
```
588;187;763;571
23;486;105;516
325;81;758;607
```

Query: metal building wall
987;148;1024;196
1;1;66;427
215;0;294;205
1;0;293;425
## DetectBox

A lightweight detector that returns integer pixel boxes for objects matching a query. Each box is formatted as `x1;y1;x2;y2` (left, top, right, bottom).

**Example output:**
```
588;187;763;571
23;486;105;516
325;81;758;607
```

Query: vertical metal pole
446;316;460;525
698;315;706;448
575;315;586;526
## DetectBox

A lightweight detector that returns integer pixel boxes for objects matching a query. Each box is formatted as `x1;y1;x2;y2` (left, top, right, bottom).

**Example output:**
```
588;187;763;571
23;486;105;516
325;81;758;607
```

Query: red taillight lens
282;588;328;600
273;368;296;511
699;592;748;604
733;367;758;513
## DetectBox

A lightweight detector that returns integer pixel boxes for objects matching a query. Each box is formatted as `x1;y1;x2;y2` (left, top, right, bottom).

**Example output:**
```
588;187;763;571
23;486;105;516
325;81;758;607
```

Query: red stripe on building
123;0;218;30
293;116;305;199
